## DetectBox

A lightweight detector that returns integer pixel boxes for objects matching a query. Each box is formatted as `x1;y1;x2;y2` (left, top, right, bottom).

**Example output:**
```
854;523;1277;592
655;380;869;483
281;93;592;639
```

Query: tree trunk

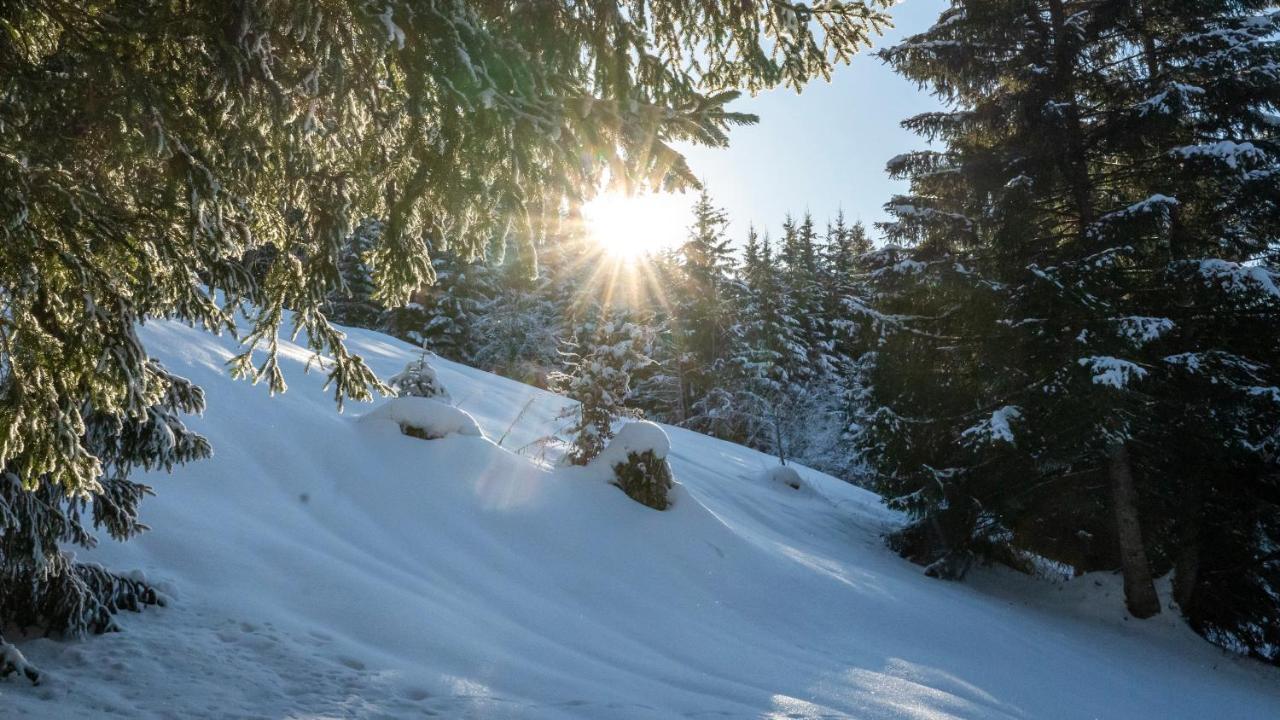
1108;443;1161;618
1172;539;1200;612
1172;479;1205;612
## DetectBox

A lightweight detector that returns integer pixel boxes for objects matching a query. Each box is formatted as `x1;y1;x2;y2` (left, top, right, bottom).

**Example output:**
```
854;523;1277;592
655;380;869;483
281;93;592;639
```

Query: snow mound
360;397;483;440
591;420;670;468
763;465;809;492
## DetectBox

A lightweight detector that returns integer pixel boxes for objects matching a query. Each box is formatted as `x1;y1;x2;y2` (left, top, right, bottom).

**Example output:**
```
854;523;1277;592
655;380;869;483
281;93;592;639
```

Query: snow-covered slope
5;319;1279;719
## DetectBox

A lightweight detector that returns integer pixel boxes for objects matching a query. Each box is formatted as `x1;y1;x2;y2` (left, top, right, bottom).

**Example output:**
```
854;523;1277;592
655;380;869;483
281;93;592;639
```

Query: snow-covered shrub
764;465;807;492
362;397;482;441
0;640;38;685
387;355;451;402
590;422;674;510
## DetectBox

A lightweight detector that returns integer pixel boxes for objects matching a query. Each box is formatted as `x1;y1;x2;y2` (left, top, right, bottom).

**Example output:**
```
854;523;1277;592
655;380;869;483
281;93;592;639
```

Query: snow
1196;258;1280;300
762;465;810;493
962;406;1021;446
1117;316;1175;345
1171;140;1266;170
4;315;1279;718
360;396;483;439
378;6;406;49
1078;356;1149;389
592;420;670;464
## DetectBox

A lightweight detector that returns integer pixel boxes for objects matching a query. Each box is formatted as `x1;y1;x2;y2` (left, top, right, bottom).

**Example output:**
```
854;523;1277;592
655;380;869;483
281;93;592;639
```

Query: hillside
4;318;1278;719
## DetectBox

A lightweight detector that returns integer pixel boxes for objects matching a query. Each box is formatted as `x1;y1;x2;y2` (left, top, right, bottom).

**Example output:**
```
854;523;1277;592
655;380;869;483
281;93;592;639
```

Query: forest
0;0;1277;715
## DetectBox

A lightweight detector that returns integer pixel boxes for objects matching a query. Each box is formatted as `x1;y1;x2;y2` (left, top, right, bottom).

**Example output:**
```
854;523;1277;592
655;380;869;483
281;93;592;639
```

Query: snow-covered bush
764;465;807;492
590;422;674;510
387;355;451;402
362;397;482;441
0;640;38;685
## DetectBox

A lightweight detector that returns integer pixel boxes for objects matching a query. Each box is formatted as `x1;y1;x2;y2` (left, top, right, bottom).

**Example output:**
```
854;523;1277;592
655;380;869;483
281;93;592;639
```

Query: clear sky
673;0;946;246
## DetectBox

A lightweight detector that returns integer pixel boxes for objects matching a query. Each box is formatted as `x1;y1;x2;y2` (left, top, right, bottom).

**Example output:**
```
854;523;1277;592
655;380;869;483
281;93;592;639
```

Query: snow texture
360;397;483;439
1117;316;1175;345
1196;259;1280;300
763;465;809;492
962;406;1022;446
3;314;1278;718
594;420;670;463
1078;356;1149;389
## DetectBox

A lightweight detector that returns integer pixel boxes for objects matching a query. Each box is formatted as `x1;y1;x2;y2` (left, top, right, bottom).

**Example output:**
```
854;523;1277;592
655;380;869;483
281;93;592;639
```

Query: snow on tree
552;311;657;466
387;355;452;403
672;190;739;426
326;218;385;328
867;0;1280;659
0;362;210;682
383;247;495;362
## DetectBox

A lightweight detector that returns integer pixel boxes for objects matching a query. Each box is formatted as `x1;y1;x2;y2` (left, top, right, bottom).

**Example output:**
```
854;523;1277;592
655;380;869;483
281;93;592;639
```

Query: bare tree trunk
1108;443;1161;618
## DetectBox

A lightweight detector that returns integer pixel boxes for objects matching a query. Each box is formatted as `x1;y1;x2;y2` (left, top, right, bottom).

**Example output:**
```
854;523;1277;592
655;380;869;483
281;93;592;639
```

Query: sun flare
581;191;691;261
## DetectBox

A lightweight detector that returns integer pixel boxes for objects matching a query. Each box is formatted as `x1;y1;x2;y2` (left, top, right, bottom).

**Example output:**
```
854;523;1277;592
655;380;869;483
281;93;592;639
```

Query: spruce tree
552;311;656;466
674;190;738;427
0;0;889;672
867;0;1280;659
383;247;495;362
734;228;808;462
326;218;385;328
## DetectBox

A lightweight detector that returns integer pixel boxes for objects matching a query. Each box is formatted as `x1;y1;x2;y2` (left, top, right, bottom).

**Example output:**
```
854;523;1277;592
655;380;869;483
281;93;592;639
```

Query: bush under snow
587;421;674;510
763;465;809;492
361;397;483;441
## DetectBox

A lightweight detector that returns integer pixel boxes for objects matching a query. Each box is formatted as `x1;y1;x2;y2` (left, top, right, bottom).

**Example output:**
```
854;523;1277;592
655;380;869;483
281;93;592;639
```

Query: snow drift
3;317;1278;719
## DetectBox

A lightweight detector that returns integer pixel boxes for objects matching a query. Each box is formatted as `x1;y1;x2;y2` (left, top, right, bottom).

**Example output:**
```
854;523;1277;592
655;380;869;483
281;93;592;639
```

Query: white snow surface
5;317;1279;718
361;396;483;439
595;420;671;463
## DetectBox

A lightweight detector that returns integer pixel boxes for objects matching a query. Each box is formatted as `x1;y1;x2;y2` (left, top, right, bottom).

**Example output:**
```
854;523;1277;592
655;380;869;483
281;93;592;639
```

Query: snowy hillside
5;319;1279;719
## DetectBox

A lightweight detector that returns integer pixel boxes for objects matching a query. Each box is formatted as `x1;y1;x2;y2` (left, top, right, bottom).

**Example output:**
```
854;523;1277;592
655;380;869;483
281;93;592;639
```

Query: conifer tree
384;247;495;362
388;355;452;402
471;250;563;387
327;218;385;328
866;1;1280;659
552;311;656;466
674;191;739;426
0;0;890;669
778;214;828;380
733;228;809;462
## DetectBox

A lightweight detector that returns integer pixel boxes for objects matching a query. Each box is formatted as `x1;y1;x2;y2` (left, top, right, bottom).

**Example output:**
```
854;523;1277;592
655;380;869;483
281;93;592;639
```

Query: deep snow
3;317;1279;719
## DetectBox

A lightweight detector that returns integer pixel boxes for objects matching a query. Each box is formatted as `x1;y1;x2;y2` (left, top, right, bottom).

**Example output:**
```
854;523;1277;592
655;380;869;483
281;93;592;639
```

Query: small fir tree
552;312;656;466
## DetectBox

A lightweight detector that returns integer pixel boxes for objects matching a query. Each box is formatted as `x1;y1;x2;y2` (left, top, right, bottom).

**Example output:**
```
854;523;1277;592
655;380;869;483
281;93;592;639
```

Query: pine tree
383;246;495;362
732;228;809;462
778;213;828;381
471;249;563;387
822;213;874;365
327;218;385;328
387;355;452;402
0;0;889;671
675;190;739;428
1;363;210;683
552;311;656;466
867;1;1280;659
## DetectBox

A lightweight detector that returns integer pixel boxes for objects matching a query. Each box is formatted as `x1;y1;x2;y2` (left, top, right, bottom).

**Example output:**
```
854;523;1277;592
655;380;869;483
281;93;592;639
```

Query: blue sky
675;0;945;245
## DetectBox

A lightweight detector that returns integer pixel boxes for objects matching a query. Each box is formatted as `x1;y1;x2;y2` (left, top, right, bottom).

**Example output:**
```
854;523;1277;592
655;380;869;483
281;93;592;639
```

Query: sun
581;191;691;260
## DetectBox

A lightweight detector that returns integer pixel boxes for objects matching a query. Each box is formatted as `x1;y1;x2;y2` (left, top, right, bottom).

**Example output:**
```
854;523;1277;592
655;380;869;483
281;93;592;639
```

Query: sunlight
581;191;691;261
